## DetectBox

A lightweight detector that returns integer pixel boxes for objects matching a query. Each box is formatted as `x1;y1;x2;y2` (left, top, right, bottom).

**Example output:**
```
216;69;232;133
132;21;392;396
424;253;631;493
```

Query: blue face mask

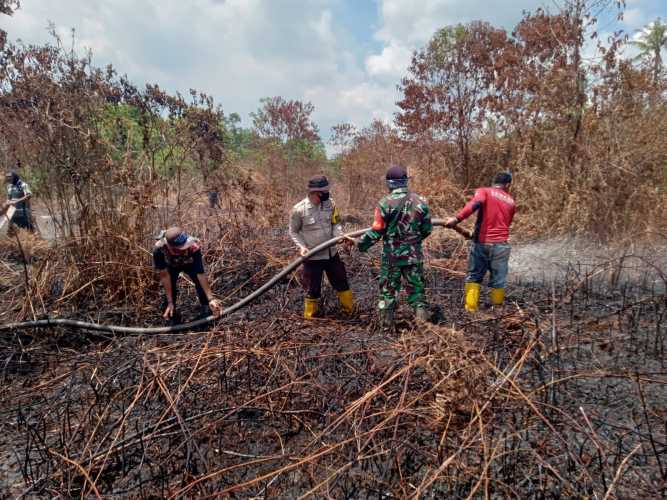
386;178;408;191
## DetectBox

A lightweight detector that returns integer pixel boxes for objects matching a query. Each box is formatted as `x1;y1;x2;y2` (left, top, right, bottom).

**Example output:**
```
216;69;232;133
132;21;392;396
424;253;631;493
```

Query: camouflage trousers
377;261;427;311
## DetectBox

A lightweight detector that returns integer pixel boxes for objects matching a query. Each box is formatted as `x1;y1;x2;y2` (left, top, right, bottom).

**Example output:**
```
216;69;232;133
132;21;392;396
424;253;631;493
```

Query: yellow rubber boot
464;282;481;313
490;288;505;307
337;290;354;315
304;298;319;319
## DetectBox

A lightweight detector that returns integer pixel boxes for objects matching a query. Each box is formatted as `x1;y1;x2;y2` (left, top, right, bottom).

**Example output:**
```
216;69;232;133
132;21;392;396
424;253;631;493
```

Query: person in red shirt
445;172;515;312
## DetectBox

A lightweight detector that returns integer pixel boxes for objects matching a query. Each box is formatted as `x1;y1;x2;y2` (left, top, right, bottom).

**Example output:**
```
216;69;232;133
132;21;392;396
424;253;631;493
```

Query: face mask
319;192;330;202
386;179;407;191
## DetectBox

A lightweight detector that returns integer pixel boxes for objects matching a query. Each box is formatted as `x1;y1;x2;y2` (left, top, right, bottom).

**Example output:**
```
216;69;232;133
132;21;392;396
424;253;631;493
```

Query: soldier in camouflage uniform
357;165;432;328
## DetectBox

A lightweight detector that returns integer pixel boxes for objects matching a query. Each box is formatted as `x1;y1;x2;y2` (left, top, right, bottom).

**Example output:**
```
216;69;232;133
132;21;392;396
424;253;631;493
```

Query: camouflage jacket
357;187;432;265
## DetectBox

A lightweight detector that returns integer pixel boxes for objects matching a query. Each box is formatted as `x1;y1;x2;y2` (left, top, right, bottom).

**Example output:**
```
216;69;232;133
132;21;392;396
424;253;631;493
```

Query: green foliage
631;18;667;82
98;104;146;160
287;138;326;162
221;112;254;158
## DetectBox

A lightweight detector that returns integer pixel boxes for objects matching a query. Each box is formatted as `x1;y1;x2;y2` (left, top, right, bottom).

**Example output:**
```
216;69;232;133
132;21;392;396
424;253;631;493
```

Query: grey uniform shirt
289;197;343;260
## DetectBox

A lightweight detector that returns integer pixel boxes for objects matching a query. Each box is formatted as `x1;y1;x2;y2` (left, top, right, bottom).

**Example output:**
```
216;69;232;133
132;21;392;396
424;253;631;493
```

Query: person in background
289;175;354;319
445;172;516;312
207;188;221;209
356;165;433;330
4;170;34;234
153;226;222;324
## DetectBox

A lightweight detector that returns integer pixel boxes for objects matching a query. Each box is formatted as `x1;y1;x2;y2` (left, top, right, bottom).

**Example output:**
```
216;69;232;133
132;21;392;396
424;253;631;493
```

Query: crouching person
153;226;222;324
356;165;432;330
289;175;354;319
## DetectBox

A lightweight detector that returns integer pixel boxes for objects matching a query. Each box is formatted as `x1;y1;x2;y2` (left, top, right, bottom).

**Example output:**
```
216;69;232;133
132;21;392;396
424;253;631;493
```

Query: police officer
356;165;432;329
289;175;354;319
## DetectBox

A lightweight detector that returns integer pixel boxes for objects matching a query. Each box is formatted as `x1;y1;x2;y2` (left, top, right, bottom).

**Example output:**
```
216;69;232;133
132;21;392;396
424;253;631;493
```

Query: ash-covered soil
0;235;665;498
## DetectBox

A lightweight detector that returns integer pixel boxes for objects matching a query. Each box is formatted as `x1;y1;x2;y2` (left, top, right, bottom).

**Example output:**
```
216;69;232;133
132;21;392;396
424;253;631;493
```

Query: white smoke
509;237;667;293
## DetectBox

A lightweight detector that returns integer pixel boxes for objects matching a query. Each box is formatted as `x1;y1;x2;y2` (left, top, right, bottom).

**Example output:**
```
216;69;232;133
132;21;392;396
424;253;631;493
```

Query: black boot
379;309;395;332
169;310;182;326
415;307;431;323
198;304;212;319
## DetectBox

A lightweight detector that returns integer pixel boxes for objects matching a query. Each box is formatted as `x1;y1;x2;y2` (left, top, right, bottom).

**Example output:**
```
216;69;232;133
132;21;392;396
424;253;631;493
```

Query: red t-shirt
456;187;515;243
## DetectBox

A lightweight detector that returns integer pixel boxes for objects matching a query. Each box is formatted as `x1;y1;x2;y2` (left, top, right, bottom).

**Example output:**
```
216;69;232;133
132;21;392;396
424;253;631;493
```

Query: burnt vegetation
0;0;666;497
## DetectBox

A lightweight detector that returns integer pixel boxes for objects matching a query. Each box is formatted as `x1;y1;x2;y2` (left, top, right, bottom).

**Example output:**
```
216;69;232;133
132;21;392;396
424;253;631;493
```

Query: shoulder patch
331;206;340;224
372;207;385;231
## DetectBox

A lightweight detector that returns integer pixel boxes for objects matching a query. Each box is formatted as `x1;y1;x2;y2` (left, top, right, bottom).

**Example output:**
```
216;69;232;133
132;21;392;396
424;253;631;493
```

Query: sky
1;0;665;153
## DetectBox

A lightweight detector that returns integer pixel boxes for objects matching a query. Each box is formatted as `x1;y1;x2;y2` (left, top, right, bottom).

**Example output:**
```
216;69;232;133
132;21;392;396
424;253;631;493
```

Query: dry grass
0;220;665;497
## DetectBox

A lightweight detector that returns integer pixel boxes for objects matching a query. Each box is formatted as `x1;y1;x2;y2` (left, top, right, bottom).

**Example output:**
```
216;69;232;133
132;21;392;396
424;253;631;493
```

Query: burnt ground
0;233;665;498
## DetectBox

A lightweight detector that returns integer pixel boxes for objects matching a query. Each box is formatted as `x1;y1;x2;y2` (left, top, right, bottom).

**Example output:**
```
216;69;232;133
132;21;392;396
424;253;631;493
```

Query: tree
222;112;253;157
329;122;357;155
510;8;588;144
0;0;19;15
330;120;405;207
396;22;513;185
505;1;625;175
251;96;325;171
631;18;667;84
251;96;320;144
0;0;20;49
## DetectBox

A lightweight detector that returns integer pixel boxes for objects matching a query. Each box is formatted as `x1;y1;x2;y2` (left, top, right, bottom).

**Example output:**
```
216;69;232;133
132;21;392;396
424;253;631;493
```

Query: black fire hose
0;219;468;334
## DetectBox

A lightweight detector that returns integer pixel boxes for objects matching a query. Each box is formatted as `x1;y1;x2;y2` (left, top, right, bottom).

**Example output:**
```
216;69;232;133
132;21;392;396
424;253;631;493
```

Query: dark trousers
167;268;209;308
302;254;350;299
8;213;34;235
207;191;221;209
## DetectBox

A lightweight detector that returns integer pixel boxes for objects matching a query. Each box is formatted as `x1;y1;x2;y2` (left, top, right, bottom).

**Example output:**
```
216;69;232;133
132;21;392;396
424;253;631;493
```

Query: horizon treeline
0;0;665;241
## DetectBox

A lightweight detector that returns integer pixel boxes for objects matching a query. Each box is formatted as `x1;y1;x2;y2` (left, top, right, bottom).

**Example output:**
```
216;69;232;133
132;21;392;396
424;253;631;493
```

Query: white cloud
375;0;545;46
310;9;335;45
0;0;403;157
367;2;548;83
359;0;554;138
1;0;645;157
365;41;412;80
1;1;363;131
364;0;640;118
